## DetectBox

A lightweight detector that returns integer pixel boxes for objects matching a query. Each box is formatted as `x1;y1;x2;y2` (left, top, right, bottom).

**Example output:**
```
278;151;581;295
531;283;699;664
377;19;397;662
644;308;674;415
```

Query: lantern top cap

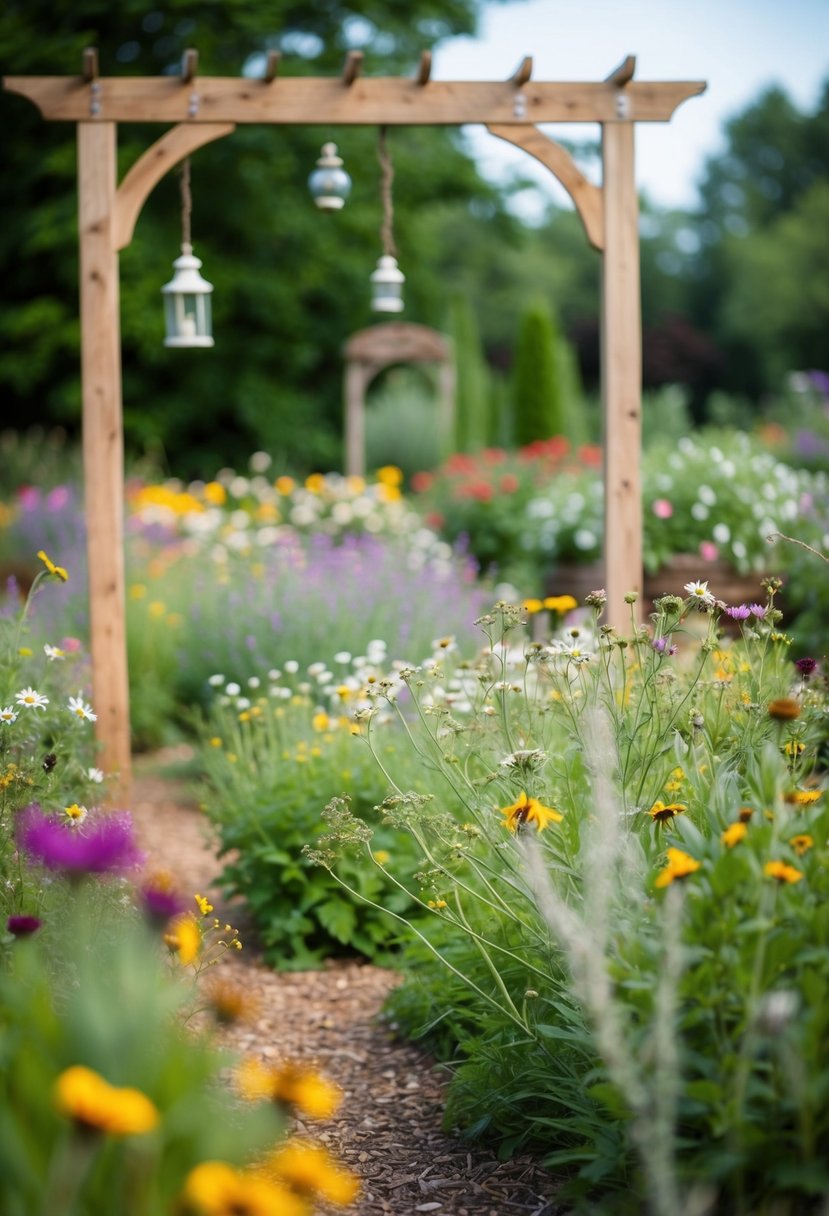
371;254;404;284
317;142;343;167
162;244;214;294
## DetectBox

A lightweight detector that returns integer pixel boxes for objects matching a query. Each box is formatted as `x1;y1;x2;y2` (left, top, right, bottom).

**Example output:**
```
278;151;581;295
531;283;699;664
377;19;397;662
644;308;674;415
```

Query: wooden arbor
3;50;706;792
343;322;455;477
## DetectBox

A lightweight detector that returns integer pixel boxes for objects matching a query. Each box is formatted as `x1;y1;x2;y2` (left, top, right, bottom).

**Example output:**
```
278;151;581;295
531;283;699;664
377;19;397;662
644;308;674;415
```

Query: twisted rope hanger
180;155;192;250
377;126;396;259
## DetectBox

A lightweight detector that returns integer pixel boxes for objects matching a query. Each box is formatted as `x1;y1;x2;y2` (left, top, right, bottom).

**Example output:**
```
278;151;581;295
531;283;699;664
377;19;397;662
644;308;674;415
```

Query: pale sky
433;0;829;217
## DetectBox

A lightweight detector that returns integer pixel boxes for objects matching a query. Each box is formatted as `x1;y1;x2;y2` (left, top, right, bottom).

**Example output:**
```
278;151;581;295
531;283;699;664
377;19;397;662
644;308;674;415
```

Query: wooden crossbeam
3;75;706;124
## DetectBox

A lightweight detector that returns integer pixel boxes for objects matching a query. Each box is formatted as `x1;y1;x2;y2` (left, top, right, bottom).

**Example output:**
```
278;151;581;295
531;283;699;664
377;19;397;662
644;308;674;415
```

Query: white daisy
15;687;49;710
0;706;18;724
68;694;97;722
683;579;716;606
44;643;66;661
88;767;105;783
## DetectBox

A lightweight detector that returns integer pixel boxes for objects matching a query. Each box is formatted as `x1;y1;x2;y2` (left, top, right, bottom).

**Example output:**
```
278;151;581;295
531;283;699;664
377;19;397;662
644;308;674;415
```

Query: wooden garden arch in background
343;322;455;477
3;49;706;792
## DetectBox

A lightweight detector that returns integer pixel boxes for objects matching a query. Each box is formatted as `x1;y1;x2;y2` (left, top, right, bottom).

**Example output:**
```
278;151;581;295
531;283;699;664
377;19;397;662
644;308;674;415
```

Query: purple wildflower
138;874;187;924
749;604;767;619
7;914;42;937
18;805;145;877
795;657;818;678
725;604;752;620
651;636;678;656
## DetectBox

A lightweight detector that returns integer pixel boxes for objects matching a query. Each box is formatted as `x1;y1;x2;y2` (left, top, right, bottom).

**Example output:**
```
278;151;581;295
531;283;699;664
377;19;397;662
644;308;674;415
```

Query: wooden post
78;122;132;794
601;118;642;631
344;362;369;478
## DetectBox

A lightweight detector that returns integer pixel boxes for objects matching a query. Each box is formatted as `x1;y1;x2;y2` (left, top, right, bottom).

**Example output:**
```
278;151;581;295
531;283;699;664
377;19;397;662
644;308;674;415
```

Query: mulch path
130;751;566;1216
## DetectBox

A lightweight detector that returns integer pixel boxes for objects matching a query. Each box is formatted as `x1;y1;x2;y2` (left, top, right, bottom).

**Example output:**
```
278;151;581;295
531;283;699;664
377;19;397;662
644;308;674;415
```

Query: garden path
130;751;564;1216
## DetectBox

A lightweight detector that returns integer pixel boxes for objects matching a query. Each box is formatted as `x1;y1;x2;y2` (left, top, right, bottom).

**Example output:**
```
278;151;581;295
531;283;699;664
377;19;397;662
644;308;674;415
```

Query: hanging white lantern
308;142;352;211
370;254;404;313
161;243;214;348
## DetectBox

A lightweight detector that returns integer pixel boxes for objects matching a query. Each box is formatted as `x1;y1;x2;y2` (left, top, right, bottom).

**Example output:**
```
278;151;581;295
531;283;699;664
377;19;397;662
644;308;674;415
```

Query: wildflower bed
129;757;563;1216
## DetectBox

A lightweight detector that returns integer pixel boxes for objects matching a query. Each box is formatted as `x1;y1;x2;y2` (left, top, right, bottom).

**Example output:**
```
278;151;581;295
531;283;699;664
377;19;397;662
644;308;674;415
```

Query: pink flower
46;485;72;511
699;541;719;562
652;499;673;519
60;637;83;653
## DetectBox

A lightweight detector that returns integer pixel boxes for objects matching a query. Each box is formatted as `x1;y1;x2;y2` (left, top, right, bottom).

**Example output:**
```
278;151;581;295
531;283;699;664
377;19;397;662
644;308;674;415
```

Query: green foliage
512;299;565;446
0;890;284;1216
364;369;444;478
317;592;829;1212
198;685;430;967
449;294;490;453
0;0;519;477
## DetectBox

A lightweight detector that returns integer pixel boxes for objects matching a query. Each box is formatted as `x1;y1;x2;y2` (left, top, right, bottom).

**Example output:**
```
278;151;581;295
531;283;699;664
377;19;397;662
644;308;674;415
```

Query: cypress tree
512;298;565;446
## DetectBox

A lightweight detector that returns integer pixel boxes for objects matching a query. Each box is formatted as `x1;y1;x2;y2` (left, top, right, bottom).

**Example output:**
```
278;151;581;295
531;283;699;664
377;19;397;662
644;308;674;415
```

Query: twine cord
180;156;192;251
378;126;396;259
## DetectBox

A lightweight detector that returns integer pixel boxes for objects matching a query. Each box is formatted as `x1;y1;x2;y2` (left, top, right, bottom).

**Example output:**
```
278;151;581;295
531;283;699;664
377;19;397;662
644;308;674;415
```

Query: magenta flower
749;603;767;618
795;657;818;678
725;604;752;620
699;541;719;562
7;914;42;937
18;805;144;877
138;875;187;924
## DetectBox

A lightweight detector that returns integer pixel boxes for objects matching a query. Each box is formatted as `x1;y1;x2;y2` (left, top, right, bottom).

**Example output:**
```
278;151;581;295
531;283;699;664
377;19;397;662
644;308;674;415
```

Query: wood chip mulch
130;751;567;1216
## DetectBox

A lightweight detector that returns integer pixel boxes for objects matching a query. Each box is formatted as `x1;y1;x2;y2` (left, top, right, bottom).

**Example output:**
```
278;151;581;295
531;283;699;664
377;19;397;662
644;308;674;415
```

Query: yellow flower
37;549;68;581
210;737;223;748
195;893;214;916
180;1161;307;1216
63;803;88;827
18;646;33;657
543;595;578;614
237;1059;342;1119
274;476;295;495
721;822;748;848
203;480;227;506
500;791;563;834
783;789;822;806
312;711;330;732
521;598;543;614
163;913;201;965
764;860;804;884
304;473;325;494
54;1065;158;1136
427;898;448;910
784;740;805;756
375;464;403;487
789;834;814;856
148;600;166;618
203;976;259;1025
648;800;686;824
129;583;147;599
266;1139;360;1207
654;847;701;889
373;849;390;865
